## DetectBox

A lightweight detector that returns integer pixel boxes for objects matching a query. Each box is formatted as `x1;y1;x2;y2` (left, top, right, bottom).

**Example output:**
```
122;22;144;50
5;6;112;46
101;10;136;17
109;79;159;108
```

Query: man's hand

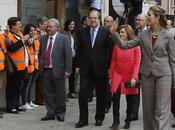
109;79;112;86
64;72;70;79
131;78;136;87
110;18;119;36
22;34;30;43
75;68;80;75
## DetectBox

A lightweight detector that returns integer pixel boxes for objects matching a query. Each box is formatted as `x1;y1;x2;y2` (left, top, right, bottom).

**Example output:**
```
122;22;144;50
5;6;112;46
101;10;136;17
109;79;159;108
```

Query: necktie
90;28;95;46
45;37;53;67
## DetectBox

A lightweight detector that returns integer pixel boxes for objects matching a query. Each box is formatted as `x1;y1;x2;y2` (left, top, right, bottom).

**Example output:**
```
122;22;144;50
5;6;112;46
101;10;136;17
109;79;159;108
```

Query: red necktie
45;37;53;67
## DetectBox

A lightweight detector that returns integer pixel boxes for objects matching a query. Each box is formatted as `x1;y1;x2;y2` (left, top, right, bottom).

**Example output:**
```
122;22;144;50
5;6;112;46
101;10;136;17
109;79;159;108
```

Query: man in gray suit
39;18;72;122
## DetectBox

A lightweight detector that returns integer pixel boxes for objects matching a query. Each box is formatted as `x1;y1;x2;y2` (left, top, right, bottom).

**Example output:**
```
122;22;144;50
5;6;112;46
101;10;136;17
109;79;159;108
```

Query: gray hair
48;18;60;28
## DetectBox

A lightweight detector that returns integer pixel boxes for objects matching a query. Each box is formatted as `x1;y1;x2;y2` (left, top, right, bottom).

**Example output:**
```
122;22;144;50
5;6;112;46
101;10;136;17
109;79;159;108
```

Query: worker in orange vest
5;17;30;114
21;24;40;110
0;34;7;118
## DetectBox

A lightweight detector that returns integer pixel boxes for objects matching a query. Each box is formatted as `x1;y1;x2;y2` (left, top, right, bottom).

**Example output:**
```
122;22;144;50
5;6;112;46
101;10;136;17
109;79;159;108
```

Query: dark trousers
105;85;112;110
21;74;32;105
78;68;107;122
112;87;136;123
6;70;26;110
131;89;140;117
35;75;44;105
68;58;75;94
42;69;66;117
172;87;175;117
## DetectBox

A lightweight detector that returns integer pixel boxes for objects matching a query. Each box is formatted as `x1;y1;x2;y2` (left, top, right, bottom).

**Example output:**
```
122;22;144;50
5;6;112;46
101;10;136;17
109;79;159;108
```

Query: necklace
152;34;158;38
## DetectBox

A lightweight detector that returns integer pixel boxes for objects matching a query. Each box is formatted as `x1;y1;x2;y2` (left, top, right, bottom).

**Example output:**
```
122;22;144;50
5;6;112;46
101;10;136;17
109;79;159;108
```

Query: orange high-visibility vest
27;45;35;73
0;34;6;71
34;39;40;70
6;31;26;71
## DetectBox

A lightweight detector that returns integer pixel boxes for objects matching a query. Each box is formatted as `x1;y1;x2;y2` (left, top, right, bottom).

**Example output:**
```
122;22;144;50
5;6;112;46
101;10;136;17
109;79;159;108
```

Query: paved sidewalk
0;96;174;130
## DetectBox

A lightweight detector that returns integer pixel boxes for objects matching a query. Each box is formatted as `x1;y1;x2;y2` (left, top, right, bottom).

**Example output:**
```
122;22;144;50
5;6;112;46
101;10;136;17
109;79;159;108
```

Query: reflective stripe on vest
7;32;26;71
34;40;40;70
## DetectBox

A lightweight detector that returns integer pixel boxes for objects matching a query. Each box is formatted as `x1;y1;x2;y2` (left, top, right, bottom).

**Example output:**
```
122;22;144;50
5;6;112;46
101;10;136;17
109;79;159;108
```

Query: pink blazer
109;44;141;94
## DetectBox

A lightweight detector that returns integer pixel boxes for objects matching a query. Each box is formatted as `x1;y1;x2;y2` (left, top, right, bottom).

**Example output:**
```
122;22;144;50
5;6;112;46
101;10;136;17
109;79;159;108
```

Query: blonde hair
149;6;167;28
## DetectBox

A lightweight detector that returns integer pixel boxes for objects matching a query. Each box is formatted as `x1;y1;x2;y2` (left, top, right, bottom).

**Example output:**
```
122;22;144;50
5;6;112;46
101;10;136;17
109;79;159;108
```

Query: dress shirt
90;25;99;48
46;32;58;68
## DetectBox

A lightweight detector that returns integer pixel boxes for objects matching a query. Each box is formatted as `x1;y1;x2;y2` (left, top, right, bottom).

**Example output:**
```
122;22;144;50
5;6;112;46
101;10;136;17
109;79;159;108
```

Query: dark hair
81;16;88;24
64;18;77;34
37;16;48;25
7;17;21;29
149;6;167;29
23;23;36;35
89;9;101;19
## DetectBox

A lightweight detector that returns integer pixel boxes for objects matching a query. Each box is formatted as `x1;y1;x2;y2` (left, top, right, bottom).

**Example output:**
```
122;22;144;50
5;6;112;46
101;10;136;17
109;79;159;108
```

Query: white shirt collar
90;25;100;32
49;32;58;40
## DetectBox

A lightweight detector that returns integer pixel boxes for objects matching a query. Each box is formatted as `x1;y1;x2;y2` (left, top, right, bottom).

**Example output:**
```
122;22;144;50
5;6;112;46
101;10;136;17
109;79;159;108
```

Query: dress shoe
105;108;110;113
68;93;77;99
17;107;26;112
75;121;88;128
172;123;175;128
124;120;131;129
95;120;102;126
56;115;65;122
7;109;19;114
41;116;55;121
88;97;93;103
109;121;120;129
0;113;4;118
130;114;138;121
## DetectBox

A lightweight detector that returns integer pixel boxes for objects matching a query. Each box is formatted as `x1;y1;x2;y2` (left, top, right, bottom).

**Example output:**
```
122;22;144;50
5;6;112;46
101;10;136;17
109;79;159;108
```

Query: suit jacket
114;28;175;85
75;26;115;77
39;32;72;79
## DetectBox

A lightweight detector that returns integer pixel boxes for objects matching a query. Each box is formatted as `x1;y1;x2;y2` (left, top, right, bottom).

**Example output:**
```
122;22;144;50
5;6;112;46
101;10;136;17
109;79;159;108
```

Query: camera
125;80;141;88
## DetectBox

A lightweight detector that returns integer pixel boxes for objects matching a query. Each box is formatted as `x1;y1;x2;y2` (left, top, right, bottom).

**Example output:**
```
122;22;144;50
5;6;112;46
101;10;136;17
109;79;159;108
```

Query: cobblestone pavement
0;95;174;130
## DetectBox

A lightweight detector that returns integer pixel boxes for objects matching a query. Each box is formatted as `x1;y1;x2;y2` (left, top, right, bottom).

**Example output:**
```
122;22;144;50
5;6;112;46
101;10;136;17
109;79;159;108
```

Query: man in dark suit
39;18;72;122
75;10;114;128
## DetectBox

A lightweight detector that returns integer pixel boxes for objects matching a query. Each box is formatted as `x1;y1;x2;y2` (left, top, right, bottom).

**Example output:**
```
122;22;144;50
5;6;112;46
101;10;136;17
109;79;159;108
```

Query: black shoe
130;114;138;121
7;109;19;114
68;93;77;99
56;115;65;122
75;121;88;128
105;108;110;113
17;107;26;112
124;120;130;129
109;121;120;129
41;116;55;121
95;120;102;126
88;97;93;103
172;124;175;128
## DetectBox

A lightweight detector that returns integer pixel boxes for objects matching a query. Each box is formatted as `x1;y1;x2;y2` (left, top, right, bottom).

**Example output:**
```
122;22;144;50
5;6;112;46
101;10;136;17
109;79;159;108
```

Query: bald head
104;16;114;29
136;13;147;30
166;20;173;29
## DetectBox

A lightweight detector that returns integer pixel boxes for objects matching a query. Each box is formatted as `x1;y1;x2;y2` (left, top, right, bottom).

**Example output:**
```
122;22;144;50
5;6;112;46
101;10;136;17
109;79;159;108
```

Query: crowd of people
0;5;174;130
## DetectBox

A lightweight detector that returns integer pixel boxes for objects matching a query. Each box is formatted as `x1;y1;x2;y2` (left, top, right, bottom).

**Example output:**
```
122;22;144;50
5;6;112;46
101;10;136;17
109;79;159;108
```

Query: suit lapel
86;27;92;48
146;29;153;54
152;28;166;51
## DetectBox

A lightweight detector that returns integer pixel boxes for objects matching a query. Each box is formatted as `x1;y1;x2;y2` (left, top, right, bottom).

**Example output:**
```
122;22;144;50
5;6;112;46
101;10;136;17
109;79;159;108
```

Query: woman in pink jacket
109;25;141;129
